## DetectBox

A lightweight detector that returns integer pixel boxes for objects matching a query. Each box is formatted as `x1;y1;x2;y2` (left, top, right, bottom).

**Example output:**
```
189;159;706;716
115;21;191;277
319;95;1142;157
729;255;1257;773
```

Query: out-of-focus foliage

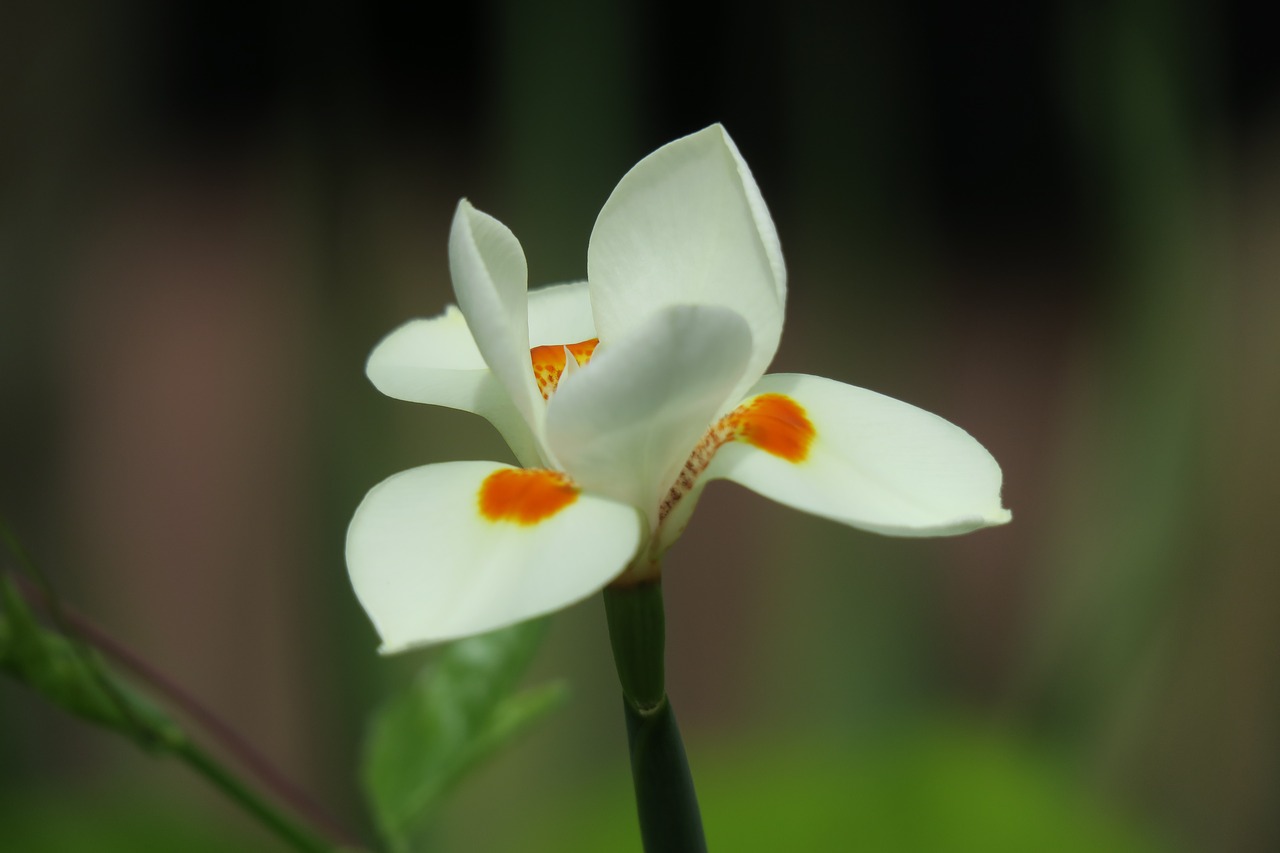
0;791;268;852
362;619;566;852
518;722;1168;853
0;574;177;749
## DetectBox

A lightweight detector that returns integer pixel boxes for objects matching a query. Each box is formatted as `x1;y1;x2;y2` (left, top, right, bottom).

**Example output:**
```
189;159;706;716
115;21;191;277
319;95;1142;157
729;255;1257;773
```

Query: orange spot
478;468;579;525
729;394;815;462
530;338;598;399
657;393;815;523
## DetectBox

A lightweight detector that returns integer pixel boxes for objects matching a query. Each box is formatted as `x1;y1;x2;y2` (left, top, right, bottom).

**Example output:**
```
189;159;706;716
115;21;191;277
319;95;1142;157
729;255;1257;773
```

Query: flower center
479;468;579;525
659;393;815;521
530;338;599;399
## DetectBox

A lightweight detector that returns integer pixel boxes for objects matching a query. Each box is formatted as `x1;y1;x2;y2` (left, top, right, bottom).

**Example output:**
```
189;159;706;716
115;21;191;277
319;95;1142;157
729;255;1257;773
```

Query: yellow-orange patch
730;393;815;462
531;338;599;399
657;392;816;523
479;468;579;525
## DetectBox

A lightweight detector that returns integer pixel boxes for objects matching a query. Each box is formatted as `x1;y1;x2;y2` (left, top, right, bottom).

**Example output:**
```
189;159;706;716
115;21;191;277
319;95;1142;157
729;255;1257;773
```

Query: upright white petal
588;124;785;405
703;373;1011;538
347;461;643;652
365;310;541;466
449;201;545;447
546;305;752;530
528;281;596;346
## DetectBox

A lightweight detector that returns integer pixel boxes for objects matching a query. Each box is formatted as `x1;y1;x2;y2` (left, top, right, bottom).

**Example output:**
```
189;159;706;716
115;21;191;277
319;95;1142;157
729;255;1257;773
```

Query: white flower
347;125;1010;653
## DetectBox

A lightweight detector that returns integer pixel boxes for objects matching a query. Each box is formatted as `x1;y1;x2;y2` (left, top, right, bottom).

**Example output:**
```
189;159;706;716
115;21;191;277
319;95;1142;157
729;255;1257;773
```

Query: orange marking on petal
530;338;599;399
479;468;579;525
658;393;815;523
564;339;598;364
729;393;815;463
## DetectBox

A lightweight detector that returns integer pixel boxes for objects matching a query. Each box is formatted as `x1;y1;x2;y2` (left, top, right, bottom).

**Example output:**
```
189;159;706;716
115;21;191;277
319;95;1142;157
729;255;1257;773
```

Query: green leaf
0;575;181;750
361;618;569;852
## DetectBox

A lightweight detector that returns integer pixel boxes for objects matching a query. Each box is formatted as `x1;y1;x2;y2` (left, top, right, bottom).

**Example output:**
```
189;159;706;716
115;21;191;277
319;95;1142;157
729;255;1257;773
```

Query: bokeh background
2;1;1278;850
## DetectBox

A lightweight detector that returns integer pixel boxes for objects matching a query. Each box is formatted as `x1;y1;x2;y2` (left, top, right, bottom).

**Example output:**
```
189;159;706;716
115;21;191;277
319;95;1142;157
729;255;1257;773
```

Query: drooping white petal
347;461;643;652
702;373;1011;538
448;201;544;443
364;310;541;466
528;281;596;346
546;304;752;530
588;124;785;405
369;305;487;374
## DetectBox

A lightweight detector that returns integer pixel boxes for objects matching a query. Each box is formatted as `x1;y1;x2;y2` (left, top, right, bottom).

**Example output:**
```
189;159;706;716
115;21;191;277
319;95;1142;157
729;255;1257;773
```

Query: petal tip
698;121;731;145
451;197;475;230
451;198;486;235
947;505;1013;535
376;632;450;656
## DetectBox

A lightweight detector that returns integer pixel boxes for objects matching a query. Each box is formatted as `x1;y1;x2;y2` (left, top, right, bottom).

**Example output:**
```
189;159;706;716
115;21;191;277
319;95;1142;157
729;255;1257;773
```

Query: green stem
2;519;362;853
623;697;706;853
176;738;345;853
603;581;707;853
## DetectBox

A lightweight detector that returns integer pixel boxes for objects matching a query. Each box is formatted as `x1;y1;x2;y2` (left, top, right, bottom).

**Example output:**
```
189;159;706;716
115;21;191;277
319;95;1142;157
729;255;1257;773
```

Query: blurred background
2;0;1277;850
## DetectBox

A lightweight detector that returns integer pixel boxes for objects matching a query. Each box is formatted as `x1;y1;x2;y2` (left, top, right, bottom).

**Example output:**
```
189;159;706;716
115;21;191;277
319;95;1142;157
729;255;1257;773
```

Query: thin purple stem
10;572;365;851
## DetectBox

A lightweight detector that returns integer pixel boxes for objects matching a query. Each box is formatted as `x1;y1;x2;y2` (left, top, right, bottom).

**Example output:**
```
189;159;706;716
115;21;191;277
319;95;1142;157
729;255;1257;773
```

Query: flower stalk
604;581;706;853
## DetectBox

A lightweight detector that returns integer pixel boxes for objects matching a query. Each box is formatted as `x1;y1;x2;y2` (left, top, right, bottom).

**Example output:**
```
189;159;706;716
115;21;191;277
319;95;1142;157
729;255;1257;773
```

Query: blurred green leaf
0;575;179;749
361;618;568;852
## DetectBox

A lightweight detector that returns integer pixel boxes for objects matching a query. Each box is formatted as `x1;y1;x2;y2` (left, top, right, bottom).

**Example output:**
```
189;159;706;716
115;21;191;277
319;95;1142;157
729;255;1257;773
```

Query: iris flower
347;125;1010;653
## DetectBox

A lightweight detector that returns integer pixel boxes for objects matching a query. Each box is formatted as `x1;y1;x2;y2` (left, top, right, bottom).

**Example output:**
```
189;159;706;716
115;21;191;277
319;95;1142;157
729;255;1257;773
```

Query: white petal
365;311;541;467
347;461;643;652
705;374;1012;537
528;281;596;346
449;201;544;442
587;124;785;405
369;305;487;373
545;305;752;530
